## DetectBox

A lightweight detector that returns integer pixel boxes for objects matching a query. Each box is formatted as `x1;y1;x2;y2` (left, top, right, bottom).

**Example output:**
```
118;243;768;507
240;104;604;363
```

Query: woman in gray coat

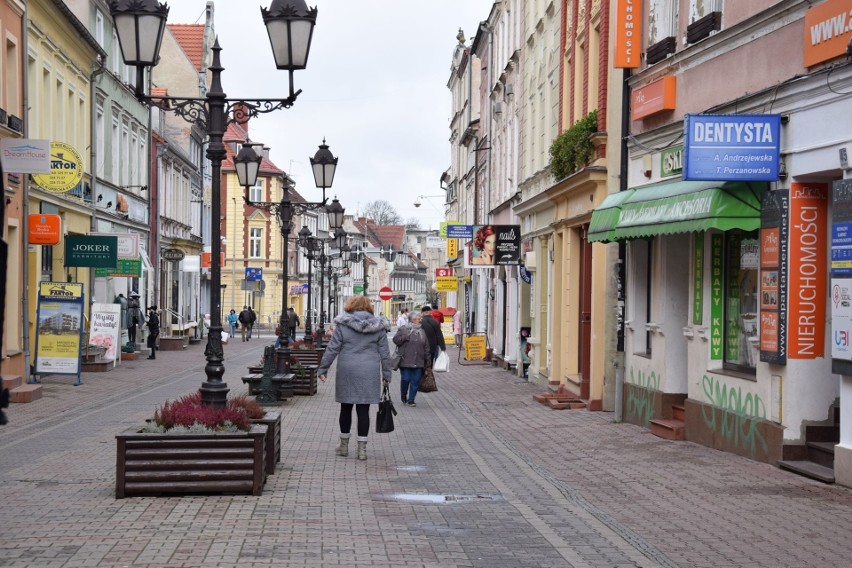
318;295;392;460
392;311;432;407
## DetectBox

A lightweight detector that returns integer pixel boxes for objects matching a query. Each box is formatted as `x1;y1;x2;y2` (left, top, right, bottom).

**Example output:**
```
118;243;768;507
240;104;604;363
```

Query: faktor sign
683;114;781;181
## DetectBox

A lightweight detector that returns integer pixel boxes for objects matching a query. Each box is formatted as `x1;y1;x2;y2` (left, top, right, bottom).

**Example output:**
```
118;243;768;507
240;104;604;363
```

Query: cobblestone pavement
2;338;852;567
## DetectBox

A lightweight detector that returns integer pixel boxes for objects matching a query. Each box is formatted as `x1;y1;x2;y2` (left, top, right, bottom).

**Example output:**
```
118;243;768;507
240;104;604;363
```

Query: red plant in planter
153;392;250;431
228;394;266;419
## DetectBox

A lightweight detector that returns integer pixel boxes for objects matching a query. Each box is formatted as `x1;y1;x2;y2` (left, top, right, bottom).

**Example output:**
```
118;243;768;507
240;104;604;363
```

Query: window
6;37;19;115
647;0;678;64
95;10;105;46
249;228;263;258
724;231;759;371
111;115;120;182
249;182;263;203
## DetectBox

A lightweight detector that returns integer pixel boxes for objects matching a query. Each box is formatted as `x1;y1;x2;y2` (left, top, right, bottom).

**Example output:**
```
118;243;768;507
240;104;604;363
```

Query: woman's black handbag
376;384;397;433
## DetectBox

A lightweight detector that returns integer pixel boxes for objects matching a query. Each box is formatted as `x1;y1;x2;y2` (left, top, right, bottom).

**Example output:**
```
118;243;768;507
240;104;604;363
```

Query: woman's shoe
406;400;416;407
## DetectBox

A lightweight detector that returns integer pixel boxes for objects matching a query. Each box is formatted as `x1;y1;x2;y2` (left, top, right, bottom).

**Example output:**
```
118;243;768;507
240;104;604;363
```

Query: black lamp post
349;243;396;298
298;226;318;341
110;0;317;408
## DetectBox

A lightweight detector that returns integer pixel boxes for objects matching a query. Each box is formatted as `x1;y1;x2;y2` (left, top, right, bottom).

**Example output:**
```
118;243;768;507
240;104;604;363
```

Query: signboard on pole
35;282;85;383
31;141;84;193
0;138;51;173
65;235;118;268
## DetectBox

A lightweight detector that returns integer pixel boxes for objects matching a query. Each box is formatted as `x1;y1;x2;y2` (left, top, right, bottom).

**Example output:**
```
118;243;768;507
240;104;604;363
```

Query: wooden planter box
115;425;267;498
250;410;282;474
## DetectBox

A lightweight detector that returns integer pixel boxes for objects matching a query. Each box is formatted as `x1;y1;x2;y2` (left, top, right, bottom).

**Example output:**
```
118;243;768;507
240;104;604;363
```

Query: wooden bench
241;373;295;401
289;363;318;396
289;348;325;367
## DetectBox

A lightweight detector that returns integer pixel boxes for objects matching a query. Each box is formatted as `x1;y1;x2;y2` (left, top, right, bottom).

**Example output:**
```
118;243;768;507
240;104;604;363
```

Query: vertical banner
710;234;724;360
788;183;828;358
760;190;789;365
614;0;642;68
89;303;122;366
35;282;85;383
831;180;852;374
693;232;704;325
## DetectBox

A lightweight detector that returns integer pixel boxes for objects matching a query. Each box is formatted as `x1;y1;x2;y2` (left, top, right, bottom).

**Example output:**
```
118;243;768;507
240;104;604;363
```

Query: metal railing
164;308;185;337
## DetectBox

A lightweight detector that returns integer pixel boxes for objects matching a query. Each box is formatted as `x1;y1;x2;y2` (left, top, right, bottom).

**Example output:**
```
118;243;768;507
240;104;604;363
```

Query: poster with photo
35;282;85;380
89;303;122;364
464;225;521;268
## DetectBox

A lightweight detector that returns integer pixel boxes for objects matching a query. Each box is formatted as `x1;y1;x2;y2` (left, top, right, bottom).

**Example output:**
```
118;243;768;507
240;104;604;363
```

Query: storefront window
725;232;759;371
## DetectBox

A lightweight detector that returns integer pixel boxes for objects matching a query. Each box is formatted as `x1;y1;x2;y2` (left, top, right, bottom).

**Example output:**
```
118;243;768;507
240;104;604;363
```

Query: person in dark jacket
420;305;446;361
317;295;392;461
146;306;160;359
238;307;252;342
248;306;257;339
392;311;432;407
127;291;143;346
287;307;300;342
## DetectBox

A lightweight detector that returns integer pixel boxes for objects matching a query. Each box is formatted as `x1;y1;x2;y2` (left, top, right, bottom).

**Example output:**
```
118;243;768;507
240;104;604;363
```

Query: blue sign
446;224;473;238
519;264;532;284
245;267;262;281
832;222;852;276
683;114;781;181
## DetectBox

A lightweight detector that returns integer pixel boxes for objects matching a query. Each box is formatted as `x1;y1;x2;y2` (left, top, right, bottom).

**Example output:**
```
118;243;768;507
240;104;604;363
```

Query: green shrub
549;109;598;180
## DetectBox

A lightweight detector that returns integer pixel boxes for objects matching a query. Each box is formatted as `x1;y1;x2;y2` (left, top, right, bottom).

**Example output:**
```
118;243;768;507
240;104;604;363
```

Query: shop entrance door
579;226;592;399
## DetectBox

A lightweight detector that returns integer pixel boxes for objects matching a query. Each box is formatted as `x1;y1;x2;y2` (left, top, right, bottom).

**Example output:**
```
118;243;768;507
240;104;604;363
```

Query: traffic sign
245;267;262;281
379;286;393;300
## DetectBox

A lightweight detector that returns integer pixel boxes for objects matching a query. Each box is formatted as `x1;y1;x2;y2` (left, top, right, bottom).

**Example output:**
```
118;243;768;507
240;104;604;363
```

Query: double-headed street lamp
348;243;397;297
110;0;317;408
240;143;342;377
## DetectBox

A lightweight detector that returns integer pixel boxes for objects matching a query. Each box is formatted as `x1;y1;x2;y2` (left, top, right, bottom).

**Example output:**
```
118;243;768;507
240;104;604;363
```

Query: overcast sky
166;0;493;230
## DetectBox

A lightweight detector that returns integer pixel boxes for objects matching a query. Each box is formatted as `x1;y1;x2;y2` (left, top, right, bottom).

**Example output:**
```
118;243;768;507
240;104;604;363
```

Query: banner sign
760;189;789;365
614;0;642;68
28;214;62;245
684;114;781;181
35;282;84;380
95;258;143;278
91;232;140;258
464;335;487;361
447;238;458;258
831;180;852;373
804;0;852;67
788;183;827;358
65;235;118;268
693;232;704;325
447;224;474;238
89;303;121;364
426;236;443;248
710;235;724;360
0;138;51;173
31;141;84;193
436;277;457;291
519;264;532;284
464;225;521;268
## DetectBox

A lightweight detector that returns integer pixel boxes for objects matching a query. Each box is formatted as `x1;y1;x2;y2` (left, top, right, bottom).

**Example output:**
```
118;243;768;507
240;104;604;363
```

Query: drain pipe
614;68;632;421
21;0;32;383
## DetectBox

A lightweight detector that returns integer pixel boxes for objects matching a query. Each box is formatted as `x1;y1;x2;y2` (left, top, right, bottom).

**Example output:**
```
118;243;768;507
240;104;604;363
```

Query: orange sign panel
28;214;62;245
788;182;828;358
632;76;676;120
615;0;642;68
804;0;852;67
201;252;225;268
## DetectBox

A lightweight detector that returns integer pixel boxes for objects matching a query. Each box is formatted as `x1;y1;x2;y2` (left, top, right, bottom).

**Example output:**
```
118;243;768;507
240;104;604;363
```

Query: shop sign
35;282;84;379
710;234;724;360
162;248;185;262
439;220;460;239
804;0;852;67
632;76;675;120
426;236;443;248
693;234;703;325
447;238;458;258
447;224;473;238
464;335;487;361
31;142;84;193
91;232;139;258
65;235;118;268
614;0;642;68
661;146;683;178
95;258;142;278
436;277;457;292
684;114;781;181
89;303;121;363
435;268;452;278
464;225;521;268
1;138;51;173
760;190;789;365
831;180;852;372
519;263;532;284
28;214;62;245
788;183;827;358
201;252;225;268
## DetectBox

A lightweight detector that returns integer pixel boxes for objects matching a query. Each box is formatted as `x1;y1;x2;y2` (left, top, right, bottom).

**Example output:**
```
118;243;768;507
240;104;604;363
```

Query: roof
168;24;206;72
221;122;284;175
352;218;405;249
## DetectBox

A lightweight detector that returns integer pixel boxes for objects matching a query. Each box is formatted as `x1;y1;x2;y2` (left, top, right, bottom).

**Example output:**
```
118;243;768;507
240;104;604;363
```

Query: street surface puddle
395;465;428;472
389;493;500;504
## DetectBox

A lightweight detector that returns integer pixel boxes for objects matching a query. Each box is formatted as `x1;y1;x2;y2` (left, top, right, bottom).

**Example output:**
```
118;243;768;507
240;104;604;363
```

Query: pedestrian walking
420;305;446;362
453;309;463;348
146;306;160;359
287;307;300;342
317;295;392;461
393;311;432;407
248;306;257;339
226;309;238;338
238;306;252;342
396;308;409;329
127;291;143;346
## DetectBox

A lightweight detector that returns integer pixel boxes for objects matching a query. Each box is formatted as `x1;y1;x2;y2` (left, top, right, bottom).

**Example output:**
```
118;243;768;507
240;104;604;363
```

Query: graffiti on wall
626;367;660;427
700;375;768;457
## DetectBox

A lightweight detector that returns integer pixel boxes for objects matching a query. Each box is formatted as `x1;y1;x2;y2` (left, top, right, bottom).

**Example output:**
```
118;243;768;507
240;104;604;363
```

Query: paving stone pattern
1;340;852;567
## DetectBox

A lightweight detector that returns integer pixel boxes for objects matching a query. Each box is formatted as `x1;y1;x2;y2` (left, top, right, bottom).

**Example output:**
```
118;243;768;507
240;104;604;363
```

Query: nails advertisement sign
464;225;521;268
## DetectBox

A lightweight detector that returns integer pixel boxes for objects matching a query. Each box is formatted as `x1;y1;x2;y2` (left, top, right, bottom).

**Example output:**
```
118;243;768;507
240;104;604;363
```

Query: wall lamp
414;194;444;208
122;185;147;191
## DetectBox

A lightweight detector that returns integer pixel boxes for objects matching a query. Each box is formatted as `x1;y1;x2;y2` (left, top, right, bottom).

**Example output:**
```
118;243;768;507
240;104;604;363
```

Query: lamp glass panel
137;14;166;64
113;15;139;63
289;19;314;68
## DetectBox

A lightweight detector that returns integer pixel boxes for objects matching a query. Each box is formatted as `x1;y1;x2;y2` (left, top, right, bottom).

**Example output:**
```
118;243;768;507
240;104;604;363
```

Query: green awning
610;180;767;240
588;190;635;243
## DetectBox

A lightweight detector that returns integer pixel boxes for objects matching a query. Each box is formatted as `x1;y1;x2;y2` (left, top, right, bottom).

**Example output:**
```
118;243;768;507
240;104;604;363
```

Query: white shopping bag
221;330;230;344
434;350;449;373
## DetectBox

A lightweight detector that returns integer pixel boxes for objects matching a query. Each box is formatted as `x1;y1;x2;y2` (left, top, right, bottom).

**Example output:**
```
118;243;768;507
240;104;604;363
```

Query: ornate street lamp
311;139;338;191
110;0;318;408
